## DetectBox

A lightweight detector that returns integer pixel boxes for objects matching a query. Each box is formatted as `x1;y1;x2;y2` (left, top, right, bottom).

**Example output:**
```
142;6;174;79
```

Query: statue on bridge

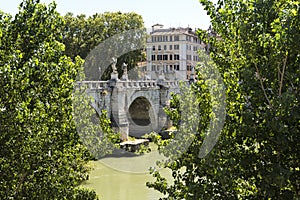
111;57;118;73
121;62;128;80
122;62;128;75
110;57;118;80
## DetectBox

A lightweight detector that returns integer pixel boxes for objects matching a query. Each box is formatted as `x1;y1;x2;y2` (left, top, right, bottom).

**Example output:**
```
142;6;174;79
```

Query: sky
0;0;214;30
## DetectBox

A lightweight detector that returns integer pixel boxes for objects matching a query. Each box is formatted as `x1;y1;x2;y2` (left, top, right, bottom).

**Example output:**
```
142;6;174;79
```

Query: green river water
82;144;171;200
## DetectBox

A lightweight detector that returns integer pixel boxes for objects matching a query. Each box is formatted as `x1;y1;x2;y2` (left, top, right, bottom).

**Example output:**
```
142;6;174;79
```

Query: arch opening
129;97;152;126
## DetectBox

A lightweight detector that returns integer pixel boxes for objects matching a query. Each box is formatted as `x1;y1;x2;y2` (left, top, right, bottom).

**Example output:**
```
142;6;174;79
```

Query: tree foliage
148;0;300;199
0;0;98;199
61;12;145;80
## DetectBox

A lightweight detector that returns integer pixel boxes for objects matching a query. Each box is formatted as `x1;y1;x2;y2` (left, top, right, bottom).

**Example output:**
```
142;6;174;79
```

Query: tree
0;0;98;199
61;12;146;80
147;0;300;199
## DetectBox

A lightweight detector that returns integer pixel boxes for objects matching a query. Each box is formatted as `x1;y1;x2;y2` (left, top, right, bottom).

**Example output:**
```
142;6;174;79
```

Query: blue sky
1;0;214;30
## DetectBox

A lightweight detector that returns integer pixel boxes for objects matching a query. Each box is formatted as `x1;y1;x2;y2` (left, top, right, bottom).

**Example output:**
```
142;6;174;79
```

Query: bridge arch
129;97;152;126
127;92;159;137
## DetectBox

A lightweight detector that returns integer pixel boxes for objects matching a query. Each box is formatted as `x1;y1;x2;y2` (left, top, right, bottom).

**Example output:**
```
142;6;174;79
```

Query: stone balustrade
76;79;182;90
77;81;109;90
120;80;158;88
161;80;180;87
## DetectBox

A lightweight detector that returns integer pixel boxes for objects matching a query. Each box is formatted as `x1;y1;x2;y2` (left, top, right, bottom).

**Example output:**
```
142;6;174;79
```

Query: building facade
145;24;205;81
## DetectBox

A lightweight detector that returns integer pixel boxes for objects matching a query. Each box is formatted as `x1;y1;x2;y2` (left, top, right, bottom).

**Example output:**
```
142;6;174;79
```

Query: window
158;45;161;51
165;65;168;72
164;45;167;50
152;36;154;42
151;55;156;61
174;35;179;41
163;55;168;60
152;65;156;71
187;55;192;60
174;54;180;60
157;55;162;60
169;65;173;71
152;46;155;51
174;64;180;70
169;36;173;41
186;35;191;41
169;45;173;50
174;45;180;50
169;55;173;60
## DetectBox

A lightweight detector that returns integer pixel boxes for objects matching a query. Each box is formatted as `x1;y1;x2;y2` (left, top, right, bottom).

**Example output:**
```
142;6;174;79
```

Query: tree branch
254;63;271;107
279;54;288;96
14;172;27;198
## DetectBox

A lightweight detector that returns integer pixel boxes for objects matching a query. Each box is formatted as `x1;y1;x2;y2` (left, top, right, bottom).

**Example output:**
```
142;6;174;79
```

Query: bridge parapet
158;80;189;90
159;80;180;88
119;80;159;89
77;80;185;90
78;81;109;90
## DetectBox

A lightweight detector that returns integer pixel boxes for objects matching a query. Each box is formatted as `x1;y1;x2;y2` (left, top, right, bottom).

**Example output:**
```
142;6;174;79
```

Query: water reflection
82;144;171;200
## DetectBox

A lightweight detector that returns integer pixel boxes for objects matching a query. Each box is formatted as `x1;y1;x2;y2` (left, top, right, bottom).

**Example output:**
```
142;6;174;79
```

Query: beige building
145;24;205;80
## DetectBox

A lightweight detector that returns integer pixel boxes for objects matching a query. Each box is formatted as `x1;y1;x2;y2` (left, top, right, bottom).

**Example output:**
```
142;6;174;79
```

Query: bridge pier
110;80;130;140
158;84;169;130
118;123;129;141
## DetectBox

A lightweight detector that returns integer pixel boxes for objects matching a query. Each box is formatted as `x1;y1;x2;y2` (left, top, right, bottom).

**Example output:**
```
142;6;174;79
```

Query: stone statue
121;62;128;80
191;65;195;74
110;57;118;80
111;57;117;73
122;62;128;75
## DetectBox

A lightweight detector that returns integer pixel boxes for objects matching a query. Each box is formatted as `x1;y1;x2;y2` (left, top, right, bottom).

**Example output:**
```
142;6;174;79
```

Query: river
82;144;172;200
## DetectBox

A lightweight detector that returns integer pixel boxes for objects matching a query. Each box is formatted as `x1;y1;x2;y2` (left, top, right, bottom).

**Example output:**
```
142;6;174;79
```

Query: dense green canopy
0;0;144;198
148;0;300;199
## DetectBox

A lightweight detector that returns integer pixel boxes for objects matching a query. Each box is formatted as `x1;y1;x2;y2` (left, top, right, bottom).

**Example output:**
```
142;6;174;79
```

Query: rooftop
151;24;198;36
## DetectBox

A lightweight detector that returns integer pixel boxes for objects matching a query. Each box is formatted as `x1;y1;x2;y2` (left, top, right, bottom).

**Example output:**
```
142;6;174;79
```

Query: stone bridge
80;79;182;139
